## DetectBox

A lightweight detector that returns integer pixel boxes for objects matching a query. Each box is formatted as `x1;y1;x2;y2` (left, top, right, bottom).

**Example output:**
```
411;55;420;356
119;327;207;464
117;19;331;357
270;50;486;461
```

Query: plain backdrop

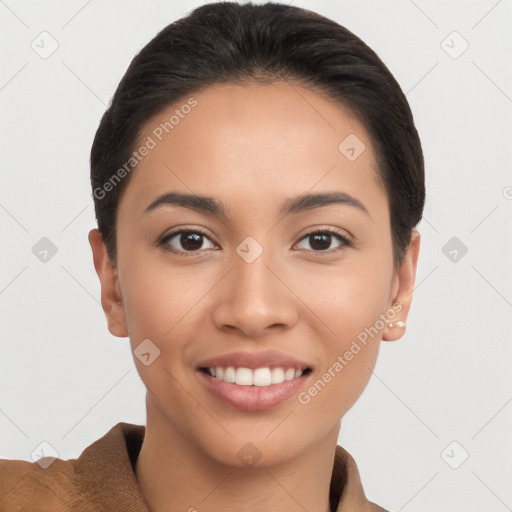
1;1;511;511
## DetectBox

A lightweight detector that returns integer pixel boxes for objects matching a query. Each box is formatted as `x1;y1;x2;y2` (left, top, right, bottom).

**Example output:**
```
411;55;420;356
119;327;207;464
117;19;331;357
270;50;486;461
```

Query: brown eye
296;230;351;253
159;229;215;254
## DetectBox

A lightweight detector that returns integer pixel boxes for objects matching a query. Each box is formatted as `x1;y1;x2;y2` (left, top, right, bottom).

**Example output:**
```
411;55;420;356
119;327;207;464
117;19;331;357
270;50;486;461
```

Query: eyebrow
144;191;370;218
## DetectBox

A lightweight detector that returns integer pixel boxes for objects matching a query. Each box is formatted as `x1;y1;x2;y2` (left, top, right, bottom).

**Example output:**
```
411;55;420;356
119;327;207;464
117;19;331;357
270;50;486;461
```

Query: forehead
119;81;388;220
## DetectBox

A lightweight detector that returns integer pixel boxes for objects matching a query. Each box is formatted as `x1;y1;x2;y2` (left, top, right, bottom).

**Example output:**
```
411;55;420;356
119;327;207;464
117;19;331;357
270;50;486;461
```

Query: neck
135;398;340;512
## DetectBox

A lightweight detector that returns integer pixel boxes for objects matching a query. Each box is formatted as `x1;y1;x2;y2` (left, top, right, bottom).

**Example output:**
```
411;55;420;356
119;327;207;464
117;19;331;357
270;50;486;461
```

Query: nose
211;247;299;338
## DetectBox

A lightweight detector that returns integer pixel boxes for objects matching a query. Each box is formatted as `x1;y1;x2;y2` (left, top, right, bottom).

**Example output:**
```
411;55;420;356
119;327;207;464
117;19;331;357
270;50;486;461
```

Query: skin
89;80;420;512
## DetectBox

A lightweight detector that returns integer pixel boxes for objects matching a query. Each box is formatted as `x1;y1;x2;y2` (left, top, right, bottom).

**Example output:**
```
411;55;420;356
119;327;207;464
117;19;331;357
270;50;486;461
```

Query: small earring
387;320;406;329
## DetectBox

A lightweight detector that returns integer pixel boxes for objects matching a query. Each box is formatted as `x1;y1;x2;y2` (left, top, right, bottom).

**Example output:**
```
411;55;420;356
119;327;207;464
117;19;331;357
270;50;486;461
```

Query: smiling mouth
199;366;313;386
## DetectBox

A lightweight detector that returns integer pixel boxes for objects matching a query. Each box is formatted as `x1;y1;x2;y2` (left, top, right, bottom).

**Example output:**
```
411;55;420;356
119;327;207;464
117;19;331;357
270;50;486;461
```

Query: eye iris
168;231;341;253
310;233;331;251
181;232;203;251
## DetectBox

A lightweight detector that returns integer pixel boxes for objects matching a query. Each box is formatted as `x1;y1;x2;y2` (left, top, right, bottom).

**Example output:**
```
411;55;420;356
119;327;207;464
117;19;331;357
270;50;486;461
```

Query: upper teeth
208;367;304;386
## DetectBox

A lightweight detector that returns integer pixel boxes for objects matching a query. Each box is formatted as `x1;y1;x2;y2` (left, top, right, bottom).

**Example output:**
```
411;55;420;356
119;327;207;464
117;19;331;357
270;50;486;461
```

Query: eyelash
157;227;353;256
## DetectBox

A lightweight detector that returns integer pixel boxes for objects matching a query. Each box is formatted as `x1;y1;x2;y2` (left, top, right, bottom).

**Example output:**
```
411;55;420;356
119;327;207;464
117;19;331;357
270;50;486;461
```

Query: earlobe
382;229;421;342
88;228;129;338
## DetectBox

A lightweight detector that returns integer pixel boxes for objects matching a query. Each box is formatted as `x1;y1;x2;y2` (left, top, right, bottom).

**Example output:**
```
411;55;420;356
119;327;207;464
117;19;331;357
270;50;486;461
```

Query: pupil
310;233;331;251
181;232;203;251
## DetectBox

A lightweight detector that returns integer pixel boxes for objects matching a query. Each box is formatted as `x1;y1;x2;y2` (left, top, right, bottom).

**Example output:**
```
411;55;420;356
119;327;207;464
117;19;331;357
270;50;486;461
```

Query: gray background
1;1;511;510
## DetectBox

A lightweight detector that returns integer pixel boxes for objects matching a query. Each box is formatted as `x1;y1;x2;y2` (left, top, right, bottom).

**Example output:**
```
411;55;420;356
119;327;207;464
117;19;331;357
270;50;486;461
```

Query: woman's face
90;80;419;466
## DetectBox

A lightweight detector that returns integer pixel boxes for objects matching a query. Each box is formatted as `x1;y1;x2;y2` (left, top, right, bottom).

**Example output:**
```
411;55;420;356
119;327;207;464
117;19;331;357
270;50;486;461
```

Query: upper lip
197;349;312;371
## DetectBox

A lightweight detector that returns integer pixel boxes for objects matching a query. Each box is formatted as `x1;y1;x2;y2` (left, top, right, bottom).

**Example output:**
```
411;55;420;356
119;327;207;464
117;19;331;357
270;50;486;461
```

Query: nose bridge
212;234;297;335
231;235;279;307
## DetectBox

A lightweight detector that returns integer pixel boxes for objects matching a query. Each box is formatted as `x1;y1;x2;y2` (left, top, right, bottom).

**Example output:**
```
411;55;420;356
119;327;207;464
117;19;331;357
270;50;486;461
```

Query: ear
382;229;421;342
88;228;129;338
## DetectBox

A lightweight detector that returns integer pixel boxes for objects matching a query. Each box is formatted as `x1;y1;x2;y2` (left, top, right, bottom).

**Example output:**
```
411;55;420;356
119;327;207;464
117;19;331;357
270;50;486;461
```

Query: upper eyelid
161;223;351;237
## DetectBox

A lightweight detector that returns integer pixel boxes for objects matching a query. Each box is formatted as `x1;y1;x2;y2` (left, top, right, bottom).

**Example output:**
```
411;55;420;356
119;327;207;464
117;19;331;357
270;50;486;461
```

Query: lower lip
196;370;312;411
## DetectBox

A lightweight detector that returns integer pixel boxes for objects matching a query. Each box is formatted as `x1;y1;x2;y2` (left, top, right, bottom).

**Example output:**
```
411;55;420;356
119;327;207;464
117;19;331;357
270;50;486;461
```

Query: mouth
196;366;314;411
198;366;313;386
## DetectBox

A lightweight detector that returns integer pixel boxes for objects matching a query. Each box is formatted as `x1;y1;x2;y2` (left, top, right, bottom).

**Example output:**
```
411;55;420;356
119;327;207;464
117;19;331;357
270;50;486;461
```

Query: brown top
0;422;388;511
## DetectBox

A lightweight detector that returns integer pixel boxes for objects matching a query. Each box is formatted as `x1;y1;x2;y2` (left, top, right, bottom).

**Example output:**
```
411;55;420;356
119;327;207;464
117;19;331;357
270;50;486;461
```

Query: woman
0;2;424;510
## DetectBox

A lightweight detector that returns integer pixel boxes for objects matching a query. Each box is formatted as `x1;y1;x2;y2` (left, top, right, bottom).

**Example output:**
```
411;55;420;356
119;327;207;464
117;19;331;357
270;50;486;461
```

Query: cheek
120;255;201;336
119;268;193;399
299;258;392;338
119;259;216;380
328;334;380;406
299;312;382;423
295;330;380;436
297;258;390;406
